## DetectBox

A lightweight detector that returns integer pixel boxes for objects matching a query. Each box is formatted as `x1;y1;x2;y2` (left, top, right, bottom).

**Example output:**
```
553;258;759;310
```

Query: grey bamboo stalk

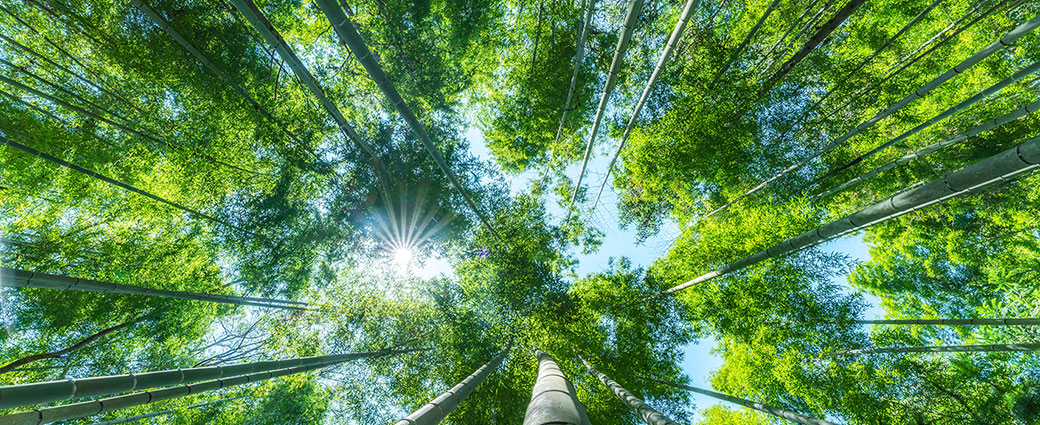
0;268;311;311
228;0;390;181
829;343;1040;355
702;12;1040;219
395;343;512;425
642;377;837;425
314;0;501;240
566;0;645;216
851;318;1040;326
130;0;319;162
553;0;598;145
645;133;1040;300
523;348;592;425
816;98;1040;200
824;59;1040;177
0;349;415;425
0;348;412;411
589;0;702;213
708;0;782;88
579;356;678;425
89;397;242;425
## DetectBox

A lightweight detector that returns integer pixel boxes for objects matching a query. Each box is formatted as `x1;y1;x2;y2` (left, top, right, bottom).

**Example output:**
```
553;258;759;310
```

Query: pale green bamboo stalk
0;268;311;310
703;11;1040;218
579;356;678;425
0;349;414;425
395;343;511;425
830;343;1040;355
816;98;1040;200
646;133;1040;300
643;377;837;425
852;318;1040;326
589;0;701;213
553;0;598;145
0;349;412;411
523;348;591;425
708;0;783;88
567;0;645;216
227;0;389;181
314;0;501;240
89;396;242;425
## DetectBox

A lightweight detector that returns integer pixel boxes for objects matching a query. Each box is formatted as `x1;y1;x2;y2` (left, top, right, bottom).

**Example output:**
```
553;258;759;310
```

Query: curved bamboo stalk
645;133;1040;300
579;356;678;425
815;98;1040;200
702;9;1040;218
227;0;390;181
0;268;312;311
88;397;242;425
820;58;1040;179
395;343;512;425
523;348;592;425
0;348;415;425
315;0;501;240
589;0;702;214
852;318;1040;326
0;348;411;410
553;0;598;145
567;0;645;216
642;377;837;425
829;343;1040;355
708;0;783;88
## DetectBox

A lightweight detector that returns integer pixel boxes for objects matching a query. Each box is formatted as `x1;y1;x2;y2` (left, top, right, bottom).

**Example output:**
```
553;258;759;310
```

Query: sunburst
371;184;453;274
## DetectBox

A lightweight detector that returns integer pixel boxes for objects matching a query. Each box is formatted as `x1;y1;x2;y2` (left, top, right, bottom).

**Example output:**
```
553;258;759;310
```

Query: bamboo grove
1;0;1039;423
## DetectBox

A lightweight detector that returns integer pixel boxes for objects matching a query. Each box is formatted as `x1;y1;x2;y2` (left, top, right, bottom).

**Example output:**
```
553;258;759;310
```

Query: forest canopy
1;0;1039;424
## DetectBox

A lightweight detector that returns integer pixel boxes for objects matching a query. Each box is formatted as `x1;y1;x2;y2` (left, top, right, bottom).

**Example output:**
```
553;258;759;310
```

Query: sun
391;246;415;271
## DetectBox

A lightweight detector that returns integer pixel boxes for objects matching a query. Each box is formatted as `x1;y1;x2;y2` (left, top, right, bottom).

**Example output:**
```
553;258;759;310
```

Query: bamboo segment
395;343;512;425
647;133;1040;299
644;377;837;425
523;348;592;425
852;318;1040;326
0;349;405;409
314;0;501;240
567;0;645;214
0;268;311;311
553;0;598;145
227;0;389;179
0;348;412;425
703;11;1040;218
89;397;241;425
590;0;701;213
579;356;678;425
830;343;1040;355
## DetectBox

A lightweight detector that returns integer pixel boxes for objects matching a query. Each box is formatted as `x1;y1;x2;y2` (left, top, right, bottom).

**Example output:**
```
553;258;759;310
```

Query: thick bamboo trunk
852;318;1040;326
590;0;701;212
523;348;592;425
647;133;1040;299
567;0;645;214
0;348;409;410
0;268;311;311
553;0;598;144
830;343;1040;355
395;343;512;425
314;0;501;240
0;349;413;425
579;356;678;425
644;377;837;425
704;10;1040;217
89;397;241;425
816;98;1040;200
228;0;390;181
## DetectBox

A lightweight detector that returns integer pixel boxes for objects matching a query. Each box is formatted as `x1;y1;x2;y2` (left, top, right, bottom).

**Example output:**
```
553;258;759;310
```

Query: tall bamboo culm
579;356;678;425
643;377;837;425
830;343;1040;355
396;342;512;425
523;348;592;425
89;397;242;425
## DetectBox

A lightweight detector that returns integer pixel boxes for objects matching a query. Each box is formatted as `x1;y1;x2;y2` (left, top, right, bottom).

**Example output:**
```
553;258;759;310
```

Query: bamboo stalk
829;343;1040;355
642;377;837;425
395;343;511;425
579;356;678;425
708;0;783;88
646;133;1040;300
553;0;598;145
523;348;591;425
88;397;242;425
852;318;1040;326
